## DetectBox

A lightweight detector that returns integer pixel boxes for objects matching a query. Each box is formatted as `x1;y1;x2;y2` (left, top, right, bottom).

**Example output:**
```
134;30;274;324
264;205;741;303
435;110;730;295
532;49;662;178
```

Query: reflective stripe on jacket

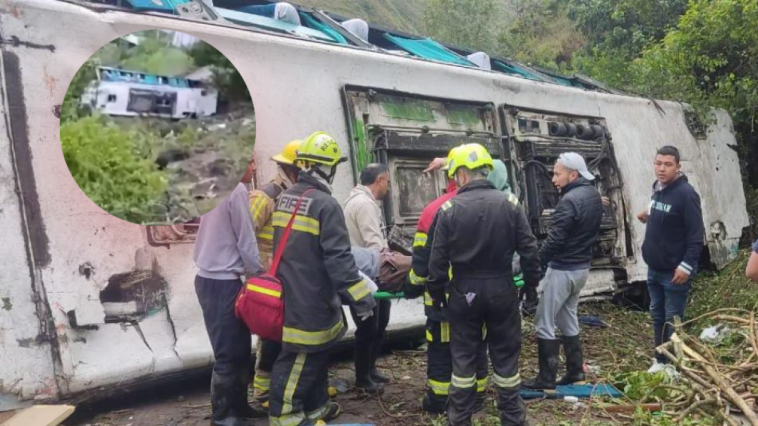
273;172;376;353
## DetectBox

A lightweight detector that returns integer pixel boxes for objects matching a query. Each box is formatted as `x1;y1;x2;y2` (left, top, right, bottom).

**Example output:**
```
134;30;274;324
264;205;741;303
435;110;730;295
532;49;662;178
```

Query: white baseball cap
558;152;595;181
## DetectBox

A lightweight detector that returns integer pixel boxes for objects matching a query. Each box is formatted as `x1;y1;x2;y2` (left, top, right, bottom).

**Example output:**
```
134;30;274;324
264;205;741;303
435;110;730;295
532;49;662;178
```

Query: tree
120;34;195;76
61;58;98;123
568;0;688;57
187;42;250;104
567;0;689;87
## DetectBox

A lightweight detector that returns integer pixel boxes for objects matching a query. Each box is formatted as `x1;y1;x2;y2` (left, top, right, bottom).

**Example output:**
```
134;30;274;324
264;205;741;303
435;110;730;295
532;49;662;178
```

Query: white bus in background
0;0;749;411
79;66;218;119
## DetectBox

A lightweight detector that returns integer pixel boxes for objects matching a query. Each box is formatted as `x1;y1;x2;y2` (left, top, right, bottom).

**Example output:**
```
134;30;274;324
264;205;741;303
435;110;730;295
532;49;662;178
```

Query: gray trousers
535;267;589;340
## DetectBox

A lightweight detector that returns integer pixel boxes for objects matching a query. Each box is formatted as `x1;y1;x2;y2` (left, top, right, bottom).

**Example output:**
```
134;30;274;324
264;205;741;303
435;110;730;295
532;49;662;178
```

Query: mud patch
1;51;51;268
2;297;12;311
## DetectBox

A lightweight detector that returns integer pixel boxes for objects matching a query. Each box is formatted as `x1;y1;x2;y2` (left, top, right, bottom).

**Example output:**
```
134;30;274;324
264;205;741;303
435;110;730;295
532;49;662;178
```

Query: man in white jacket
343;163;392;394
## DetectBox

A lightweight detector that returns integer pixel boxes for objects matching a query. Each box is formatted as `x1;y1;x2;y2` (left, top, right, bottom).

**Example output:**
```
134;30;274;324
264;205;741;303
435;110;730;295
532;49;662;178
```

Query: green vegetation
187;41;251;103
690;249;758;318
61;30;254;225
61;116;167;223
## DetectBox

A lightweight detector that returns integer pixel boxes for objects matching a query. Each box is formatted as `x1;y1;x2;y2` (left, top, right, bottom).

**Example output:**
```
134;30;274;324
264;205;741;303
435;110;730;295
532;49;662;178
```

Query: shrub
61;116;167;223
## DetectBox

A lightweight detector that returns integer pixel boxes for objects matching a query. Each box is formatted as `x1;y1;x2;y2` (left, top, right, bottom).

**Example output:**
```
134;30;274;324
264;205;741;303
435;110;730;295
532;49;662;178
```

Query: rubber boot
234;368;267;420
370;337;390;384
557;335;586;386
210;371;252;426
321;401;342;423
421;393;447;415
355;345;384;395
521;339;560;390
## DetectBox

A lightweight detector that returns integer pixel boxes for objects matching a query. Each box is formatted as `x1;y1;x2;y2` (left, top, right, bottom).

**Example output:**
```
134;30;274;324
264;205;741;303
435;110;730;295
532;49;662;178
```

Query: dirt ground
63;301;653;426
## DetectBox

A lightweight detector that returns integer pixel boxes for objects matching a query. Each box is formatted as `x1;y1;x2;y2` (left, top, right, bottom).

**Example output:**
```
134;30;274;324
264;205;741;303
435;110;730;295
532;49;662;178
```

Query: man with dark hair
522;152;603;390
637;145;704;373
343;163;392;394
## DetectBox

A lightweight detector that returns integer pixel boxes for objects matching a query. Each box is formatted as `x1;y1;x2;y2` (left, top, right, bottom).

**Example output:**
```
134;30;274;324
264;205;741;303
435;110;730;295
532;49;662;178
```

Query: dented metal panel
0;0;748;407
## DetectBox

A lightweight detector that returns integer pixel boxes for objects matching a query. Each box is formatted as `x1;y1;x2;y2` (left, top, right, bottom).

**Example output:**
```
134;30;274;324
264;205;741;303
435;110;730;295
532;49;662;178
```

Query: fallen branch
671;333;758;426
602;403;663;413
680;308;752;327
676;398;716;422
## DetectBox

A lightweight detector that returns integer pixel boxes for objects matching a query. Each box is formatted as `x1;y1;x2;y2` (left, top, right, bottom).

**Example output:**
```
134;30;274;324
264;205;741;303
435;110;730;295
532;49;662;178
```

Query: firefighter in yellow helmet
426;143;541;425
268;131;376;426
248;140;303;408
403;145;491;414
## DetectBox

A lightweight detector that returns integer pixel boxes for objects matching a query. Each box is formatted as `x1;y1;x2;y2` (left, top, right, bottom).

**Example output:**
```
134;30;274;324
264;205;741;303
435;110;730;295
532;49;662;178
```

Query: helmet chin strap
305;163;337;185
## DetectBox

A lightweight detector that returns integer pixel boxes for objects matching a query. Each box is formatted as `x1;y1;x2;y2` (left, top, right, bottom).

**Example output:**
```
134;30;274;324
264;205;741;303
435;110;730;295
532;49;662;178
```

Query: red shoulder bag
235;190;312;342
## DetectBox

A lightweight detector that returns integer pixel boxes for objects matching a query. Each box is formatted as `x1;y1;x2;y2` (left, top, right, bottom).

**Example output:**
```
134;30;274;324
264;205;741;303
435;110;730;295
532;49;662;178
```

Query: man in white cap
522;152;604;390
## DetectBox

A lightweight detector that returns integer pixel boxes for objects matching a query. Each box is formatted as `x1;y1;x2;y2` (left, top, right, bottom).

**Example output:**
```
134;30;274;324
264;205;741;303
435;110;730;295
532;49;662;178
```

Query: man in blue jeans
637;146;704;372
194;181;266;425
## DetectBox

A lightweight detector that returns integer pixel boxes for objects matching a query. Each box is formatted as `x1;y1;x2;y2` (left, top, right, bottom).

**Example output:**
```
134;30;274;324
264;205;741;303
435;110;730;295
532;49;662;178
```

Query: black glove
428;286;447;310
402;278;425;300
521;285;538;317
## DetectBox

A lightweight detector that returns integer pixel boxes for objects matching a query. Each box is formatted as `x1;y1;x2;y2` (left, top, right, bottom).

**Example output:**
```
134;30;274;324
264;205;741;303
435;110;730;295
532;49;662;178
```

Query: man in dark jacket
268;131;377;426
637;146;704;371
522;153;603;390
403;147;492;415
428;143;541;426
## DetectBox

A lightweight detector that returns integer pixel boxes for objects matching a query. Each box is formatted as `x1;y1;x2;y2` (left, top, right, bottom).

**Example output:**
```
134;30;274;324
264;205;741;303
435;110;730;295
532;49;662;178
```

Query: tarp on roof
384;34;475;67
300;12;348;45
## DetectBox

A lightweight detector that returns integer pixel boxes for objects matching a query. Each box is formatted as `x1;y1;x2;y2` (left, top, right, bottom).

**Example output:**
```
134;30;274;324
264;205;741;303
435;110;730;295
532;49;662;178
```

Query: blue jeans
647;268;693;363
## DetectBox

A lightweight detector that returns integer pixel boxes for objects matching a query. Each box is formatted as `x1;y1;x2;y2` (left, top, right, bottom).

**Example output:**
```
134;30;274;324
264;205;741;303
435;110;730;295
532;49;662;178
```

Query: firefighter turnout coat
249;169;295;270
272;172;377;353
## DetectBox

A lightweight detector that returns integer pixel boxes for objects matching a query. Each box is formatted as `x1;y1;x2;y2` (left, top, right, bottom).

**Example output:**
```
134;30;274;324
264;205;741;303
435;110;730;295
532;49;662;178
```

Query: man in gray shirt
194;182;264;425
343;163;392;394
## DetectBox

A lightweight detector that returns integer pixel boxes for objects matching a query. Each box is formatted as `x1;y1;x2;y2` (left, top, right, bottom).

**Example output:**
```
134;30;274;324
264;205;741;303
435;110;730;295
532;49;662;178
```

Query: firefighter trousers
268;349;331;426
254;338;282;402
425;318;489;413
448;277;525;426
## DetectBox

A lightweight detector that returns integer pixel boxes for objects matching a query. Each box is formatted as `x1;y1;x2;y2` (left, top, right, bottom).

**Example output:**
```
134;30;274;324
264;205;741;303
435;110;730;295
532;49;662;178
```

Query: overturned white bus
0;0;749;410
79;66;218;119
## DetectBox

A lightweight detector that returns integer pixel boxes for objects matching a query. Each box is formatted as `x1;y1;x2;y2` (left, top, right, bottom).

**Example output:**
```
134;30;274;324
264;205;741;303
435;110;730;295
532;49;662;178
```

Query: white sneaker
647;360;665;374
661;364;680;380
